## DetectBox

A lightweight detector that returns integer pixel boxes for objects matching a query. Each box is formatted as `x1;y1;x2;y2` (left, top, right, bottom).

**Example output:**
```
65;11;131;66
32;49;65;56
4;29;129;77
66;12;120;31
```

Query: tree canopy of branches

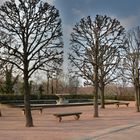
0;0;63;127
123;26;140;112
69;15;125;117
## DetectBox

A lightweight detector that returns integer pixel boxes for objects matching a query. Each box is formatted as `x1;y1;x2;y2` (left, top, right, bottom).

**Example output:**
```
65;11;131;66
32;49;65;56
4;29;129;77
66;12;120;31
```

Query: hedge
0;94;94;102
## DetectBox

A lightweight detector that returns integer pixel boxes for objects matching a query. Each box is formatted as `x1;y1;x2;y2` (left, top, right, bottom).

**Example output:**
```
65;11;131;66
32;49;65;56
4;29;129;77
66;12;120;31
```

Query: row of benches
21;102;129;122
0;102;130;122
21;108;82;122
53;102;130;122
20;107;82;122
21;101;129;113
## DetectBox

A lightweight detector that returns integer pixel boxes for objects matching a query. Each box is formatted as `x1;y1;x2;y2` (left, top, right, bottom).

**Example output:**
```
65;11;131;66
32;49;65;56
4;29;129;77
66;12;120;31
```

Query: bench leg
55;116;62;122
74;114;80;120
116;104;119;108
39;109;42;114
57;117;62;122
116;103;129;108
22;110;25;115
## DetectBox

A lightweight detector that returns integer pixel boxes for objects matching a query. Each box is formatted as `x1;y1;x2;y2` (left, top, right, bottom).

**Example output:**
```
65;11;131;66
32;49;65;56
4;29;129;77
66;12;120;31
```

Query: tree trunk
138;90;140;109
100;83;105;109
135;85;140;112
93;84;99;117
51;78;54;94
93;64;99;117
100;90;105;109
93;33;99;117
24;65;33;127
47;73;50;94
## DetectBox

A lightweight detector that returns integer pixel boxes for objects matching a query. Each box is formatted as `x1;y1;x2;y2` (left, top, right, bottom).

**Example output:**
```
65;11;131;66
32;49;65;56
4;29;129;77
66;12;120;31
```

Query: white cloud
62;24;73;73
45;0;55;5
63;24;73;41
120;15;138;30
72;8;86;18
109;14;138;30
0;0;5;5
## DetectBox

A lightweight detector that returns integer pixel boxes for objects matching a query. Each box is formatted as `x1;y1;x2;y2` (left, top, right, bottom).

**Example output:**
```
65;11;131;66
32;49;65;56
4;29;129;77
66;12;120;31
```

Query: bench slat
54;112;82;117
53;112;82;122
115;102;129;107
22;107;43;115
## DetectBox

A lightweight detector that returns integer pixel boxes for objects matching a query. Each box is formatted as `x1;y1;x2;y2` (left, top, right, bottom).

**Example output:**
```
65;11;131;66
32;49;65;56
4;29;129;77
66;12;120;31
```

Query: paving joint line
72;122;140;140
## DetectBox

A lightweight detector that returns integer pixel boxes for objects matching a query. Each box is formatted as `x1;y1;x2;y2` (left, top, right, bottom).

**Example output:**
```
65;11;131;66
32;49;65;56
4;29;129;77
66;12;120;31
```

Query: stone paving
0;101;140;140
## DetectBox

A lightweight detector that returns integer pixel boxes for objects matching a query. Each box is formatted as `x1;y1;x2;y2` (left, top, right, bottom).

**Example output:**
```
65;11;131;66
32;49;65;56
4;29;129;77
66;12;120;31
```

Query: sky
47;0;140;73
0;0;140;74
1;0;140;35
47;0;140;38
53;0;140;29
52;0;140;42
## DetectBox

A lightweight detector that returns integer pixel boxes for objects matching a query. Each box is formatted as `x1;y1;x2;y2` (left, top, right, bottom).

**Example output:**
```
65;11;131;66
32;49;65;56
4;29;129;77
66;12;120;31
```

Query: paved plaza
0;101;140;140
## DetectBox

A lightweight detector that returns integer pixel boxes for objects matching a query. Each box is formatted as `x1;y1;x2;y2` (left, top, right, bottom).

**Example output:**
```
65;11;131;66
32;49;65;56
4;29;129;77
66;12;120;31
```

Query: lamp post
51;75;54;94
51;71;56;94
55;71;58;94
46;70;51;95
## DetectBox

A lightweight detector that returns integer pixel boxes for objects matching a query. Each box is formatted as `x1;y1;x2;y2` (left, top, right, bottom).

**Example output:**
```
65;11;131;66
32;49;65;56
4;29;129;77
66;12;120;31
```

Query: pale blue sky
49;0;140;72
1;0;139;36
54;0;140;28
1;0;139;46
1;0;140;74
49;0;140;34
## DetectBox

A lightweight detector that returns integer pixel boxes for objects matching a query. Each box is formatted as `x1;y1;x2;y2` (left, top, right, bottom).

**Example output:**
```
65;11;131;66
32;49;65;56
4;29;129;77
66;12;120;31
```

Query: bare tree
69;15;125;117
98;36;125;108
0;0;63;127
123;27;140;112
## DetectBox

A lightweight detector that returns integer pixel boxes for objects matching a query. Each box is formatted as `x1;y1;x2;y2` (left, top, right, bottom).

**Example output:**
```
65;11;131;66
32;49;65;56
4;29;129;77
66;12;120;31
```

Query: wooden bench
53;112;82;122
22;107;43;115
115;102;129;108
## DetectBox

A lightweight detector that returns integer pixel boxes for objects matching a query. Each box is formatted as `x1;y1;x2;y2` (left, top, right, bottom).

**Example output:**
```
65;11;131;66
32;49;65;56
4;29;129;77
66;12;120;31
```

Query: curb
72;122;140;140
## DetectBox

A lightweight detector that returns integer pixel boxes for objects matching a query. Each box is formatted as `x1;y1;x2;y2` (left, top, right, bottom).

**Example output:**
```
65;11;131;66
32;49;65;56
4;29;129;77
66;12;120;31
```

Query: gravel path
0;101;139;140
